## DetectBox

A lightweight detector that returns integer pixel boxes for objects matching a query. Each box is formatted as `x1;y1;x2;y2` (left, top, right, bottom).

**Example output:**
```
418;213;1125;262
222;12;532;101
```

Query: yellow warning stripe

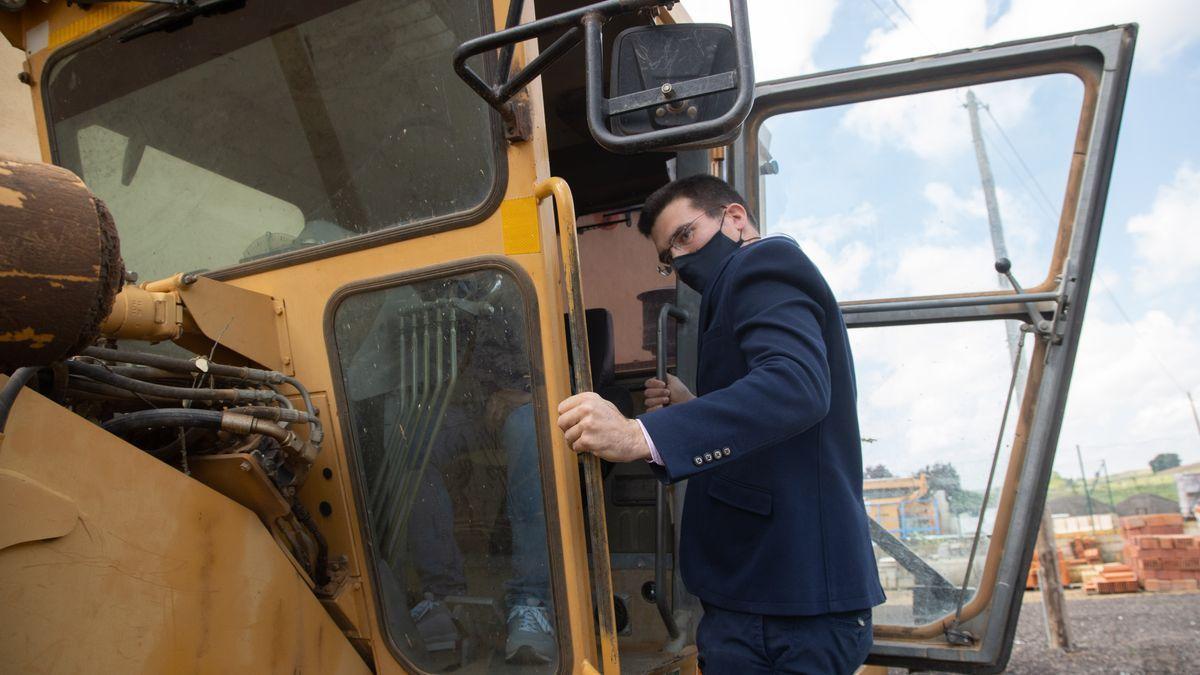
49;3;142;49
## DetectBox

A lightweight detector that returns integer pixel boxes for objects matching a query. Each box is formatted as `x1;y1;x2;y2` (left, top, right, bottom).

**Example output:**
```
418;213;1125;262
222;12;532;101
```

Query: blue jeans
406;402;549;610
697;602;873;675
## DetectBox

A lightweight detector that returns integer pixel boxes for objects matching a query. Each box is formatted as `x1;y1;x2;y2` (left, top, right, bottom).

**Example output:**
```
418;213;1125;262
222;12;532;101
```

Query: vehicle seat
566;308;635;418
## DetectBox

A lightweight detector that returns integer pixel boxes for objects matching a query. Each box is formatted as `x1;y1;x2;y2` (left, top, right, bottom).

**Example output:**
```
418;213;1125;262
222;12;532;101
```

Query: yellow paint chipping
0;270;93;283
0;186;26;207
0;328;54;348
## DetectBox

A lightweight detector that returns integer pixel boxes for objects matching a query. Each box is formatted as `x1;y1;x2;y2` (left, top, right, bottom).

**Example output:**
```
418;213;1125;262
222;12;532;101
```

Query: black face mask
672;228;742;292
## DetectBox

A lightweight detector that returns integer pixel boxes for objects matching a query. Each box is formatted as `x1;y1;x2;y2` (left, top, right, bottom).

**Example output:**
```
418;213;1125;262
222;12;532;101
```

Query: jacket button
722;447;731;457
704;452;713;462
693;456;703;466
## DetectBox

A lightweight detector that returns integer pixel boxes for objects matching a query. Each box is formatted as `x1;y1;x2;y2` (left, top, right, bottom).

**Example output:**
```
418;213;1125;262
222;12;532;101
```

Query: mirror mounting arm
453;0;672;111
454;0;754;153
583;2;754;153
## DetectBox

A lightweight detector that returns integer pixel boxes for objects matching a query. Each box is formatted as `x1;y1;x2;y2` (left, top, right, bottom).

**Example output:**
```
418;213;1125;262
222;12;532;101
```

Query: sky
683;0;1200;489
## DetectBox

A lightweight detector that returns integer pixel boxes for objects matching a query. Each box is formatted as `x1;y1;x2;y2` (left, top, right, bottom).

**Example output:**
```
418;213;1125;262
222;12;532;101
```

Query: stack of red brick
1026;550;1073;589
1071;536;1103;564
1121;513;1199;592
1083;562;1138;594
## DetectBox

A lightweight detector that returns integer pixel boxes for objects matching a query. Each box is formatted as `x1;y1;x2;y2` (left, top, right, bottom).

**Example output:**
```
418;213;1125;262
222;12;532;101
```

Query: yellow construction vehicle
0;1;1135;672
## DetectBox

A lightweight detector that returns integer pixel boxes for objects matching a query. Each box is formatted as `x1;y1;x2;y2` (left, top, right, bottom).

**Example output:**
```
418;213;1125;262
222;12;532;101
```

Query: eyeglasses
656;205;728;276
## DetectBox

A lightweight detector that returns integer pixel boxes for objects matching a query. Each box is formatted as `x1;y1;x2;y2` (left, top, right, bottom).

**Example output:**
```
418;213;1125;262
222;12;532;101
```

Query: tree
921;462;984;515
1150;453;1181;473
864;464;893;479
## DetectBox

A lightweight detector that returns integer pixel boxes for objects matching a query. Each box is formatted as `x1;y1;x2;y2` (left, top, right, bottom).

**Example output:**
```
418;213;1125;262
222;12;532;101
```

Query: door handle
534;177;620;673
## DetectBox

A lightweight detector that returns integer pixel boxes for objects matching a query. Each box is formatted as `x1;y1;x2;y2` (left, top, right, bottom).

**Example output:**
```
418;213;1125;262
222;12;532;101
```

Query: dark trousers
697;602;873;674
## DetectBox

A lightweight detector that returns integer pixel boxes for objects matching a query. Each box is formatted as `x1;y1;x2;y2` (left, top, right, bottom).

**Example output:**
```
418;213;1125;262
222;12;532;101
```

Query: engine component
0;157;124;373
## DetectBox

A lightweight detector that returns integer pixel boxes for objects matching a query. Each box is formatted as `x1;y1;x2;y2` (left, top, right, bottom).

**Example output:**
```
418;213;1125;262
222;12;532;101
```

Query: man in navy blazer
558;176;884;673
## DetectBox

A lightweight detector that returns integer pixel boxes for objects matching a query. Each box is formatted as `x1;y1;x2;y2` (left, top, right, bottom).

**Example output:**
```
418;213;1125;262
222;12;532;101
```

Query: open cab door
728;25;1135;673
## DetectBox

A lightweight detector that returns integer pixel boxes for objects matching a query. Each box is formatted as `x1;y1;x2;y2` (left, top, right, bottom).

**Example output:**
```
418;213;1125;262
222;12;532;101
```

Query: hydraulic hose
0;366;38;432
67;376;180;404
102;408;224;435
80;347;321;446
226;406;316;424
81;346;284;384
69;360;276;403
102;408;291;445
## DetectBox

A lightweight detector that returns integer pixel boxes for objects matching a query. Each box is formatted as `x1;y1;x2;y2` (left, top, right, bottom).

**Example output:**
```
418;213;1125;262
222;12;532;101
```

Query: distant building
864;474;943;538
1045;494;1115;517
1116;493;1181;517
1173;473;1200;519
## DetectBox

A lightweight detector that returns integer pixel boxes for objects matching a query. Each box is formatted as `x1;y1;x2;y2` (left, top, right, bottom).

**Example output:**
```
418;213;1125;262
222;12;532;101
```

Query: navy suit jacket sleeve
639;239;832;483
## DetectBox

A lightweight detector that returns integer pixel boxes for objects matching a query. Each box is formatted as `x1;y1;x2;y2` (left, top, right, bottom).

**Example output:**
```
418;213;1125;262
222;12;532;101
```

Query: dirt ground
895;588;1200;674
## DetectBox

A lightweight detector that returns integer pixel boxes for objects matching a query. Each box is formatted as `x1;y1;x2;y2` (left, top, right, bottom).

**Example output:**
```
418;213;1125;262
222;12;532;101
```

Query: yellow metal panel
0;378;371;675
0;468;77;550
502;196;541;255
48;2;141;49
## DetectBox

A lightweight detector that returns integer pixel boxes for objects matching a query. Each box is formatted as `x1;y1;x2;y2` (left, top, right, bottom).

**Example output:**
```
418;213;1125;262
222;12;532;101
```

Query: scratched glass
333;269;558;672
47;0;496;283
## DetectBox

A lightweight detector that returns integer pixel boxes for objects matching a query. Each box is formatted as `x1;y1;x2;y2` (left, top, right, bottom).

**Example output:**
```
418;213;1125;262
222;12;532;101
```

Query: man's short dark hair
637;175;754;238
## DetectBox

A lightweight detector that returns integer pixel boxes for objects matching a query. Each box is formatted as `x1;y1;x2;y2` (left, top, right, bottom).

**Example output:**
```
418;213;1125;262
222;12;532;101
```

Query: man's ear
726;202;755;233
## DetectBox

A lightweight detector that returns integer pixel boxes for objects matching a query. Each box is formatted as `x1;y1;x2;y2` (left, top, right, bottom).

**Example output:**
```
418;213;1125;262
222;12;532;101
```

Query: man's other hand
643;373;695;411
557;393;650;463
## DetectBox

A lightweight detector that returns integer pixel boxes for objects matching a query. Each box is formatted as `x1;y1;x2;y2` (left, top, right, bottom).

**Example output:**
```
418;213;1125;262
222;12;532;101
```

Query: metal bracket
139;273;296;374
995;257;1059;342
945;626;977;646
454;0;753;153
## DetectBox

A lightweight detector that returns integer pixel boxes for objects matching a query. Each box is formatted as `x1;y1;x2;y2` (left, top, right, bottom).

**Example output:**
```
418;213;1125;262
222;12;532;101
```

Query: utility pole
967;89;1072;650
1189;391;1200;441
1101;460;1116;513
1077;444;1096;532
966;90;1024;364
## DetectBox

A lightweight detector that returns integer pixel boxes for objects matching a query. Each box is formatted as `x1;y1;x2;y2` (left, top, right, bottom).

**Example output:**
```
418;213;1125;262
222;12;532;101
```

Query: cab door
728;25;1135;672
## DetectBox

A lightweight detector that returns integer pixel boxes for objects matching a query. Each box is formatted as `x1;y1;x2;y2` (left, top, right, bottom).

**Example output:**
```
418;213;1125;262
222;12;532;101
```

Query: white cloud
852;321;1025;487
839;77;1036;163
773;202;877;295
681;0;838;81
1128;163;1200;291
919;181;1046;276
777;201;877;246
862;0;1200;72
843;0;1200;161
924;181;986;237
887;242;998;296
800;239;873;296
1060;309;1200;474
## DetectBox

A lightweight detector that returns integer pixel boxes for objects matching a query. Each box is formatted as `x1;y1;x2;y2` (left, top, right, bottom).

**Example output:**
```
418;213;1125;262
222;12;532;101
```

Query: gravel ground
1003;589;1200;674
895;588;1200;674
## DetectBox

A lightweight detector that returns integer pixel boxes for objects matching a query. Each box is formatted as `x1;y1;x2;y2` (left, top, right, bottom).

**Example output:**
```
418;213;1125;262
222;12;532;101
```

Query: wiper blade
117;0;246;43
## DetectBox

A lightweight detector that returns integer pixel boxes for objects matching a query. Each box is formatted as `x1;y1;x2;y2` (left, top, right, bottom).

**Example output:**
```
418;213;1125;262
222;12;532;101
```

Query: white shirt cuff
637;418;663;465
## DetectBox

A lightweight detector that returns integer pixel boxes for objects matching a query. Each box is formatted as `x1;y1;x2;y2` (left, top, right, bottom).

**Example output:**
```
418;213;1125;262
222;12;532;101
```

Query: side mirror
453;0;754;154
605;23;746;151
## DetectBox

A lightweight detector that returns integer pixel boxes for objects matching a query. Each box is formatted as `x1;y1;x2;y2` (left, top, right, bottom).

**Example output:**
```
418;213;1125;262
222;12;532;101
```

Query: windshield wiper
115;0;246;43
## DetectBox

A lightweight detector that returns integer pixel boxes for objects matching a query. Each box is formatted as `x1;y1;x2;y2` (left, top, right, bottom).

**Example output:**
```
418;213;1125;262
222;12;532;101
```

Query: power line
982;105;1059;215
971;93;1195;402
865;0;901;31
978;123;1060;224
889;0;916;25
1093;274;1190;395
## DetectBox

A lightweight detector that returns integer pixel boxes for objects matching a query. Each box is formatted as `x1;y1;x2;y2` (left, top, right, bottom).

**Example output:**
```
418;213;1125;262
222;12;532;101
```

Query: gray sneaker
410;594;459;653
505;599;555;664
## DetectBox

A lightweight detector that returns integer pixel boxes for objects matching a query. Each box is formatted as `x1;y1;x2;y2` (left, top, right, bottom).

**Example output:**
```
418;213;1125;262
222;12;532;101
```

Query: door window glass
759;74;1082;301
333;268;559;672
48;0;497;282
755;73;1084;628
854;321;1033;626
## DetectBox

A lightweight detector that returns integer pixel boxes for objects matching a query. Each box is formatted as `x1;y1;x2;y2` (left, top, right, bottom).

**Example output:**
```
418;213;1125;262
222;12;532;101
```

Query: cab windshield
46;0;497;282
